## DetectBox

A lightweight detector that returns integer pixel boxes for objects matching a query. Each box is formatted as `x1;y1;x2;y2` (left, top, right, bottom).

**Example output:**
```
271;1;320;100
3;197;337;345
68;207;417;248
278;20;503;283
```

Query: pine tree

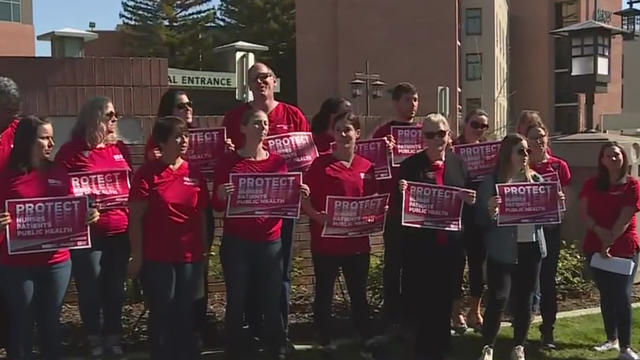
119;0;216;69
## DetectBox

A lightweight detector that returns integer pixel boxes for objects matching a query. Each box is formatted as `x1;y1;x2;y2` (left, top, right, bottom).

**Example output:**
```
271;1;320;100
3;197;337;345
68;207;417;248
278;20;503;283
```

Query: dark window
555;72;578;104
466;53;482;81
555;106;579;134
465;8;482;35
466;98;482;113
0;0;20;22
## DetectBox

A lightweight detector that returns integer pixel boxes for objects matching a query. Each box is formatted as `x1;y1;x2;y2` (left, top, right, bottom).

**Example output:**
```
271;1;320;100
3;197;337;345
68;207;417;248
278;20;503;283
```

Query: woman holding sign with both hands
578;142;640;360
0;116;99;360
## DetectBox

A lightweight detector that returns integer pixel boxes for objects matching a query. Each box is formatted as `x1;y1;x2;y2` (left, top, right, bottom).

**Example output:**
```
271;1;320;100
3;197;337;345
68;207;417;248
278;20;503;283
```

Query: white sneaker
479;345;493;360
594;339;621;352
620;347;640;360
510;345;525;360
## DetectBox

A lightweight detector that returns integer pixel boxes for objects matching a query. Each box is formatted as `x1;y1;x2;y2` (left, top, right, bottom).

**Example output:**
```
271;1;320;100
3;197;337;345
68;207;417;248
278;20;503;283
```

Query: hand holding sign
86;208;100;225
0;212;10;228
488;195;501;218
217;182;235;201
299;183;311;199
457;189;477;205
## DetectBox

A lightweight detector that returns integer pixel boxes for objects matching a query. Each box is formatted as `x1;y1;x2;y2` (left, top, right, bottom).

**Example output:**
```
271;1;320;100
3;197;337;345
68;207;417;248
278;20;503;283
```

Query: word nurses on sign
496;182;561;226
322;194;389;238
453;141;501;182
264;132;318;172
401;182;465;231
391;126;423;166
226;173;303;219
186;127;226;175
6;195;91;254
69;169;130;210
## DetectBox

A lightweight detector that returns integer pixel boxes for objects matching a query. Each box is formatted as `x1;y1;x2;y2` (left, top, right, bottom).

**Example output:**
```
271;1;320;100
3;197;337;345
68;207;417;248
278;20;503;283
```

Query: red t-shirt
530;155;571;187
0;119;19;171
371;120;421;214
129;159;208;263
222;102;310;149
305;154;377;255
212;151;287;242
312;132;334;155
580;176;640;258
0;165;71;266
54;138;132;237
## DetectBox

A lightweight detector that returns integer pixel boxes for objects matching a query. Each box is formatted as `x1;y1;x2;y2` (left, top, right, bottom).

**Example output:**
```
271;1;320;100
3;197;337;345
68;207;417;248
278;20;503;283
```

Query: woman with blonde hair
55;96;132;357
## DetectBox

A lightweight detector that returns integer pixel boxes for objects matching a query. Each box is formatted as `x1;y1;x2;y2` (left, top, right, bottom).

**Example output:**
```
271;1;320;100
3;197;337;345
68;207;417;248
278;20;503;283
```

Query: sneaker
104;334;124;356
510;345;525;360
451;313;468;335
479;345;493;360
539;325;557;350
594;339;621;352
87;335;103;357
620;348;640;360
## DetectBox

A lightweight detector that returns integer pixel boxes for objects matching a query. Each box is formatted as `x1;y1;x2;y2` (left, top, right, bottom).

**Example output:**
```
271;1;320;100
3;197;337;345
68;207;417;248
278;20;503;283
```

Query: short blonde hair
422;113;450;130
72;96;118;146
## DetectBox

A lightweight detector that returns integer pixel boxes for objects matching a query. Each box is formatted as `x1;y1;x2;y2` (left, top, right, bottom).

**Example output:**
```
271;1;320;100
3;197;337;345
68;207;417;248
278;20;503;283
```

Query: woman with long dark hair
476;134;547;360
579;142;640;360
145;89;194;162
310;97;351;154
0;115;99;360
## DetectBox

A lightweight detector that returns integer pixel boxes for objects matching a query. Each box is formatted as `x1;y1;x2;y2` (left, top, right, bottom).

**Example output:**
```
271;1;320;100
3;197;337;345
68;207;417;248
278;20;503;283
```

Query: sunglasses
175;101;193;110
104;111;119;119
517;147;532;156
422;130;448;139
253;72;273;82
470;121;489;130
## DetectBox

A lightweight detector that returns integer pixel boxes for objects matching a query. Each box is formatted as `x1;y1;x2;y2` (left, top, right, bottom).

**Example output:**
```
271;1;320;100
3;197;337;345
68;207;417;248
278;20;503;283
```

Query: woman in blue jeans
0;115;99;359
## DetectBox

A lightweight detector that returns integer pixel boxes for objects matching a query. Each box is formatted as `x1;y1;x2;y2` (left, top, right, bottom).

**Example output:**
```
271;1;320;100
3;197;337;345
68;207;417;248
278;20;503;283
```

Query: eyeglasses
422;130;448;139
175;101;193;110
469;121;489;130
527;135;546;143
517;147;532;156
104;111;119;119
252;72;273;82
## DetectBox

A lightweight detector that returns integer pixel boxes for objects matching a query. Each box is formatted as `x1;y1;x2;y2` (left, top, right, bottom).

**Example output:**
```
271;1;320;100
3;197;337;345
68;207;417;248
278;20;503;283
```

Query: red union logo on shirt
113;154;125;161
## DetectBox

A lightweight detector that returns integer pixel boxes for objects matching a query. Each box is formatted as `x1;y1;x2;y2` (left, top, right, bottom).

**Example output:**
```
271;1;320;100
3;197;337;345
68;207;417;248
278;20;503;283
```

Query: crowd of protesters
0;60;638;360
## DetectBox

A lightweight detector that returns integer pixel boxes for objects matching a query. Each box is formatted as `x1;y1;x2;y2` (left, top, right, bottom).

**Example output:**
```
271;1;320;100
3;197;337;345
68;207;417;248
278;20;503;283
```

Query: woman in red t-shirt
579;141;640;359
310;97;351;154
0;116;99;360
213;109;309;359
144;89;194;162
128;116;209;359
302;112;377;353
54;96;132;356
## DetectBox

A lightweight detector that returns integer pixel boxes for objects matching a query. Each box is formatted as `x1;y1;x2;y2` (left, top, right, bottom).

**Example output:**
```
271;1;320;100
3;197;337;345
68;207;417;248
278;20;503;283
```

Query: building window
466;53;482;81
466;8;482;35
0;0;20;22
466;98;482;114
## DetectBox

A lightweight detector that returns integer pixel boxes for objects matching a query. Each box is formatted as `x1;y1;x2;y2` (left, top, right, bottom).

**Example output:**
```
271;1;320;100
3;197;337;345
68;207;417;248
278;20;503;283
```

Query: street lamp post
615;0;640;40
350;60;386;117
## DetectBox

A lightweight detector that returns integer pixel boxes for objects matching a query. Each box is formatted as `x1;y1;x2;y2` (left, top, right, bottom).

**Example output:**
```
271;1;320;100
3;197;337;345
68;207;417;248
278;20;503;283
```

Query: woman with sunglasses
525;122;570;350
0;115;99;360
579;142;640;360
310;97;352;154
55;96;132;357
144;90;194;162
450;109;490;333
397;113;475;360
476;134;547;360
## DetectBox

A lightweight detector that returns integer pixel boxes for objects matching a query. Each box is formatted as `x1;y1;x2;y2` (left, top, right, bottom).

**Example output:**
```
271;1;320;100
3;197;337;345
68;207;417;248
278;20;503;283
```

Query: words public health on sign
401;182;465;231
322;194;389;238
453;141;501;182
391;126;423;166
226;173;303;219
264;132;318;172
5;195;91;255
69;169;130;210
186;127;226;175
496;182;561;226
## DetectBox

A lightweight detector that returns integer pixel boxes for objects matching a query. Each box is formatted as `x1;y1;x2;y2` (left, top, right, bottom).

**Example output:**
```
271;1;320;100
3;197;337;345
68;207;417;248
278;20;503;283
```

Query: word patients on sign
226;173;302;219
69;169;130;210
322;194;389;238
5;195;91;254
264;132;318;172
496;182;561;226
186;127;226;174
401;182;465;231
453;141;501;182
391;126;423;166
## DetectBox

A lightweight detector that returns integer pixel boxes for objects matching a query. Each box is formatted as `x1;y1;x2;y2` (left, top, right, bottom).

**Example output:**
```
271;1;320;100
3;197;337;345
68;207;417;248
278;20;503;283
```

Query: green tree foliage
119;0;216;69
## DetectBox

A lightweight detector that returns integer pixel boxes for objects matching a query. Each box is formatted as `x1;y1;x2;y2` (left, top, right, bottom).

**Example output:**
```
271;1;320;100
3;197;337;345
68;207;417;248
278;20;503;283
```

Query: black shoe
539;324;557;350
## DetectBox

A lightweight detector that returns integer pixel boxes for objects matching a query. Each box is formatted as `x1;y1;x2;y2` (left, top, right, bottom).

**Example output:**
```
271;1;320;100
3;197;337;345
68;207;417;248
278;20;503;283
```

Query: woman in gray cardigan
476;134;547;360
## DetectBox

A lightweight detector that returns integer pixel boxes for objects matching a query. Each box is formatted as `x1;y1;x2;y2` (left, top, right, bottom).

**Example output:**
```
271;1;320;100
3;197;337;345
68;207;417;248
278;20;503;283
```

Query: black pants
193;206;215;335
539;225;560;334
483;242;541;347
312;253;371;345
403;235;460;359
382;217;403;326
453;222;485;299
590;252;639;349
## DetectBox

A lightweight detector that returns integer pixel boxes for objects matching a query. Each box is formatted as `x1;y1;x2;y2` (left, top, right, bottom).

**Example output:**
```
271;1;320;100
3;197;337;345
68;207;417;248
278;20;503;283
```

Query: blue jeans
221;235;285;356
71;233;130;336
2;260;71;360
142;261;203;360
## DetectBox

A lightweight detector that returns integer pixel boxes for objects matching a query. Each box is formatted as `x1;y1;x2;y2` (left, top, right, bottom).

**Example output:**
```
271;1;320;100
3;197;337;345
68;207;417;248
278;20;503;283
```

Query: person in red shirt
222;62;310;342
310;97;352;154
526;121;570;349
397;114;475;360
302;112;377;355
579;142;640;360
54;96;132;357
0;115;99;360
370;82;419;332
128;116;209;359
144;89;194;162
214;108;309;360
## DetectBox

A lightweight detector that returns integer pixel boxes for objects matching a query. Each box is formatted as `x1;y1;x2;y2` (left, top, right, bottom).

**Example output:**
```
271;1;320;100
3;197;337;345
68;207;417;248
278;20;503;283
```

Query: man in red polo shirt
222;62;309;349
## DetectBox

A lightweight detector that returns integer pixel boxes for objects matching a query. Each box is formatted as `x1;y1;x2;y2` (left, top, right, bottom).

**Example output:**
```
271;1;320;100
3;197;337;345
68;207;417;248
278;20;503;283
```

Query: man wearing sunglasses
222;62;310;354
